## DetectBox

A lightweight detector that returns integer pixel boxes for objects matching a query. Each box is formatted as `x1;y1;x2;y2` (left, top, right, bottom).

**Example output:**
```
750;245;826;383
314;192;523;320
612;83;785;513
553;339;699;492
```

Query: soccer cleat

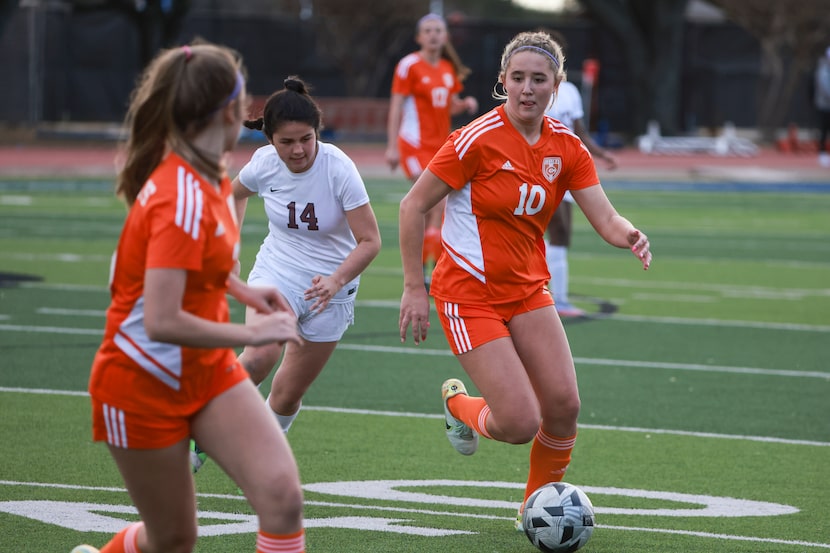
514;502;525;532
441;378;479;456
190;439;207;474
556;302;585;318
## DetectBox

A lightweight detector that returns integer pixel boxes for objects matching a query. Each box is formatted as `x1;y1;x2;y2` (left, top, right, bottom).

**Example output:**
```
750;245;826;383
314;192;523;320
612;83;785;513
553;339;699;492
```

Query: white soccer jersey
546;81;584;130
546;81;585;204
238;142;371;302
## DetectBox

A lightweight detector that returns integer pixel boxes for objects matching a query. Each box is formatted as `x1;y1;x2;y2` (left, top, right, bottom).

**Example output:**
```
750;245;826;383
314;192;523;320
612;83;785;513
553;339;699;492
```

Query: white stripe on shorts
444;302;473;353
103;403;128;449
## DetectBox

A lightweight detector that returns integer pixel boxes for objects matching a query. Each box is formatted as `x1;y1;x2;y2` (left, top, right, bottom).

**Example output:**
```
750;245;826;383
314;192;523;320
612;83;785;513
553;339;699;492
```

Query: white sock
266;393;301;434
546;244;569;305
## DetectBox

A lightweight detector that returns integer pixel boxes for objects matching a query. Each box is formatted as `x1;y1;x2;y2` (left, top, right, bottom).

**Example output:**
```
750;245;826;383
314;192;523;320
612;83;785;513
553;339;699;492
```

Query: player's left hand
305;274;340;313
628;229;652;270
464;96;479;114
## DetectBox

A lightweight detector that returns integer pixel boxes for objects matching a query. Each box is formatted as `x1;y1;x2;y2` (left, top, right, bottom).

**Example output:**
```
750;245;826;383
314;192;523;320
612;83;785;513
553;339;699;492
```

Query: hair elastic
511;45;559;68
181;45;192;61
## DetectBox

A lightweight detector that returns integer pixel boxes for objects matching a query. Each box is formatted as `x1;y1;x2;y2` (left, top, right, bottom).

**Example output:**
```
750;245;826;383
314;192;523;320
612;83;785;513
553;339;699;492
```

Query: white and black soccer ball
522;482;595;552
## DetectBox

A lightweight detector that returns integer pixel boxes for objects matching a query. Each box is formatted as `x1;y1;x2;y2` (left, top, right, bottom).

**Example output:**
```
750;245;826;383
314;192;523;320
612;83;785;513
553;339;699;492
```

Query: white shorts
248;266;355;342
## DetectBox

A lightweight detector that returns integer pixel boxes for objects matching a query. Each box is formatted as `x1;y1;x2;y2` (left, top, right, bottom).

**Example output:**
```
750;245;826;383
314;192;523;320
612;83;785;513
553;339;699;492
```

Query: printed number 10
513;183;546;215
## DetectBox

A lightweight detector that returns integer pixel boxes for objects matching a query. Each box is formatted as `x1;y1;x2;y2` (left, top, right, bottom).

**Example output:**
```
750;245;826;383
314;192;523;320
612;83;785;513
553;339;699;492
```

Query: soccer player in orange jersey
80;42;305;553
398;30;652;532
386;13;478;286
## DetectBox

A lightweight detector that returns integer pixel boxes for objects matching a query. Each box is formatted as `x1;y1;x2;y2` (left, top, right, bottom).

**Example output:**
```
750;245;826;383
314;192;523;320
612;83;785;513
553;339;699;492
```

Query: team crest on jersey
443;73;454;88
542;157;562;183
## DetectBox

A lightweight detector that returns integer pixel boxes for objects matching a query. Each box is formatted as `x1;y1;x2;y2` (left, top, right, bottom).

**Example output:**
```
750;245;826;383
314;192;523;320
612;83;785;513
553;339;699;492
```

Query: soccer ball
522;482;595;552
70;546;99;553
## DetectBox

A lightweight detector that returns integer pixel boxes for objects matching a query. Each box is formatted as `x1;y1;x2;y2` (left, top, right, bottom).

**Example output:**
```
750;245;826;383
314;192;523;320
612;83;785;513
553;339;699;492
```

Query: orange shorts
90;360;249;449
434;286;554;355
398;139;439;180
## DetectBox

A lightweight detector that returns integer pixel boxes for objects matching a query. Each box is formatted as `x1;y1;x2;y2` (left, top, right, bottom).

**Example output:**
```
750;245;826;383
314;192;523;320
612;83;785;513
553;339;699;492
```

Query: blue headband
417;13;446;29
511;45;560;68
216;71;244;110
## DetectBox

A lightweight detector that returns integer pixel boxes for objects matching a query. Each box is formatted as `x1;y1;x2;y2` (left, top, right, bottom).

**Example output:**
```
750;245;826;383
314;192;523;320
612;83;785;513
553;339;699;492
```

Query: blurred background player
544;30;617;317
814;46;830;168
398;30;652;532
83;42;305;553
230;76;380;438
386;12;478;287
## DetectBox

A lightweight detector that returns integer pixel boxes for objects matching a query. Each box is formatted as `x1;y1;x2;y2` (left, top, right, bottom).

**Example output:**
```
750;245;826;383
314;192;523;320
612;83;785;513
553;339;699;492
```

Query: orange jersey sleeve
392;53;463;153
428;106;599;304
89;153;242;417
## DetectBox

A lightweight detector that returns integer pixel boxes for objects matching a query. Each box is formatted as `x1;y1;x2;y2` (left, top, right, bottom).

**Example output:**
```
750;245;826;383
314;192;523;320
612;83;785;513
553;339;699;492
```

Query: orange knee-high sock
447;394;492;439
256;528;305;553
523;430;577;502
100;522;144;553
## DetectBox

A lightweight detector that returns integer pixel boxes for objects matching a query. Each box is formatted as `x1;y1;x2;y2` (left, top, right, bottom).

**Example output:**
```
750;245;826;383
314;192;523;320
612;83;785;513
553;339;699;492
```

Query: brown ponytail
117;41;245;205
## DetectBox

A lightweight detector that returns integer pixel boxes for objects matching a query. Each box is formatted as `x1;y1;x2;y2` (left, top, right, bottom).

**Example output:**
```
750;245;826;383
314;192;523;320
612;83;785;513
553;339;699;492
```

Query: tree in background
705;0;830;142
308;0;425;97
307;0;539;97
0;0;15;39
575;0;689;137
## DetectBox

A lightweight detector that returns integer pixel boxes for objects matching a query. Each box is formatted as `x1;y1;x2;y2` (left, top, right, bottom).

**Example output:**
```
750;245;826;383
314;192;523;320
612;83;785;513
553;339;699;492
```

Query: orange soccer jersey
392;52;463;156
89;153;245;440
428;105;600;305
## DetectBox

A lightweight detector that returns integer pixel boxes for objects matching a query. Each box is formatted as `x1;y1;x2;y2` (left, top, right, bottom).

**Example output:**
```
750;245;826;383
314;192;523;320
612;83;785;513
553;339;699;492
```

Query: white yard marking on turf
631;293;718;302
1;387;828;447
576;273;830;300
1;253;111;262
609;313;830;332
305;480;798;517
14;283;830;332
37;308;107;317
1;322;827;379
599;524;830;549
0;195;33;205
1;480;827;548
0;324;102;335
334;344;830;379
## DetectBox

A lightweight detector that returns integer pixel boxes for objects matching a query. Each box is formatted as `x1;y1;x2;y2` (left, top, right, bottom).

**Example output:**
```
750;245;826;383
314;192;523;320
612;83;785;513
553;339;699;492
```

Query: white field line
356;299;830;332
1;387;828;448
0;323;827;380
572;275;830;297
1;480;829;549
15;275;830;300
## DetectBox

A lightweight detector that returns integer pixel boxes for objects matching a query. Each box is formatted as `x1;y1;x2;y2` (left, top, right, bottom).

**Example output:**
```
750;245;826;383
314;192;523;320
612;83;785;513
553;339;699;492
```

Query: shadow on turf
0;272;43;288
559;295;618;325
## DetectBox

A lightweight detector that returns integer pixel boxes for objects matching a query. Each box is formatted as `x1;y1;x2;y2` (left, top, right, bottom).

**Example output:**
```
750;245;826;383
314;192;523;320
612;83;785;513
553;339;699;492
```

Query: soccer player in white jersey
194;76;380;467
544;32;617;317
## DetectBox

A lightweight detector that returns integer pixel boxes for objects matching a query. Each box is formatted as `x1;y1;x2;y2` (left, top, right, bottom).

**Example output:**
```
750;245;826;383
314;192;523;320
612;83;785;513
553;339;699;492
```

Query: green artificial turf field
1;176;828;552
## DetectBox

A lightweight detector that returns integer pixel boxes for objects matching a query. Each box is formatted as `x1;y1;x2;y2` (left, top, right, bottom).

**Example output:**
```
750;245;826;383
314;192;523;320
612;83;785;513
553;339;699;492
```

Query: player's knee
505;422;541;444
498;411;543;444
240;345;282;384
542;395;581;427
252;472;304;528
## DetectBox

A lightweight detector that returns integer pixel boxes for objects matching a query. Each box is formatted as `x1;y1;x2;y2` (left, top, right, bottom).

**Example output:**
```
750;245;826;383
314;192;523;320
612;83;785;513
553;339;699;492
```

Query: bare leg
192;379;303;535
107;441;198;553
